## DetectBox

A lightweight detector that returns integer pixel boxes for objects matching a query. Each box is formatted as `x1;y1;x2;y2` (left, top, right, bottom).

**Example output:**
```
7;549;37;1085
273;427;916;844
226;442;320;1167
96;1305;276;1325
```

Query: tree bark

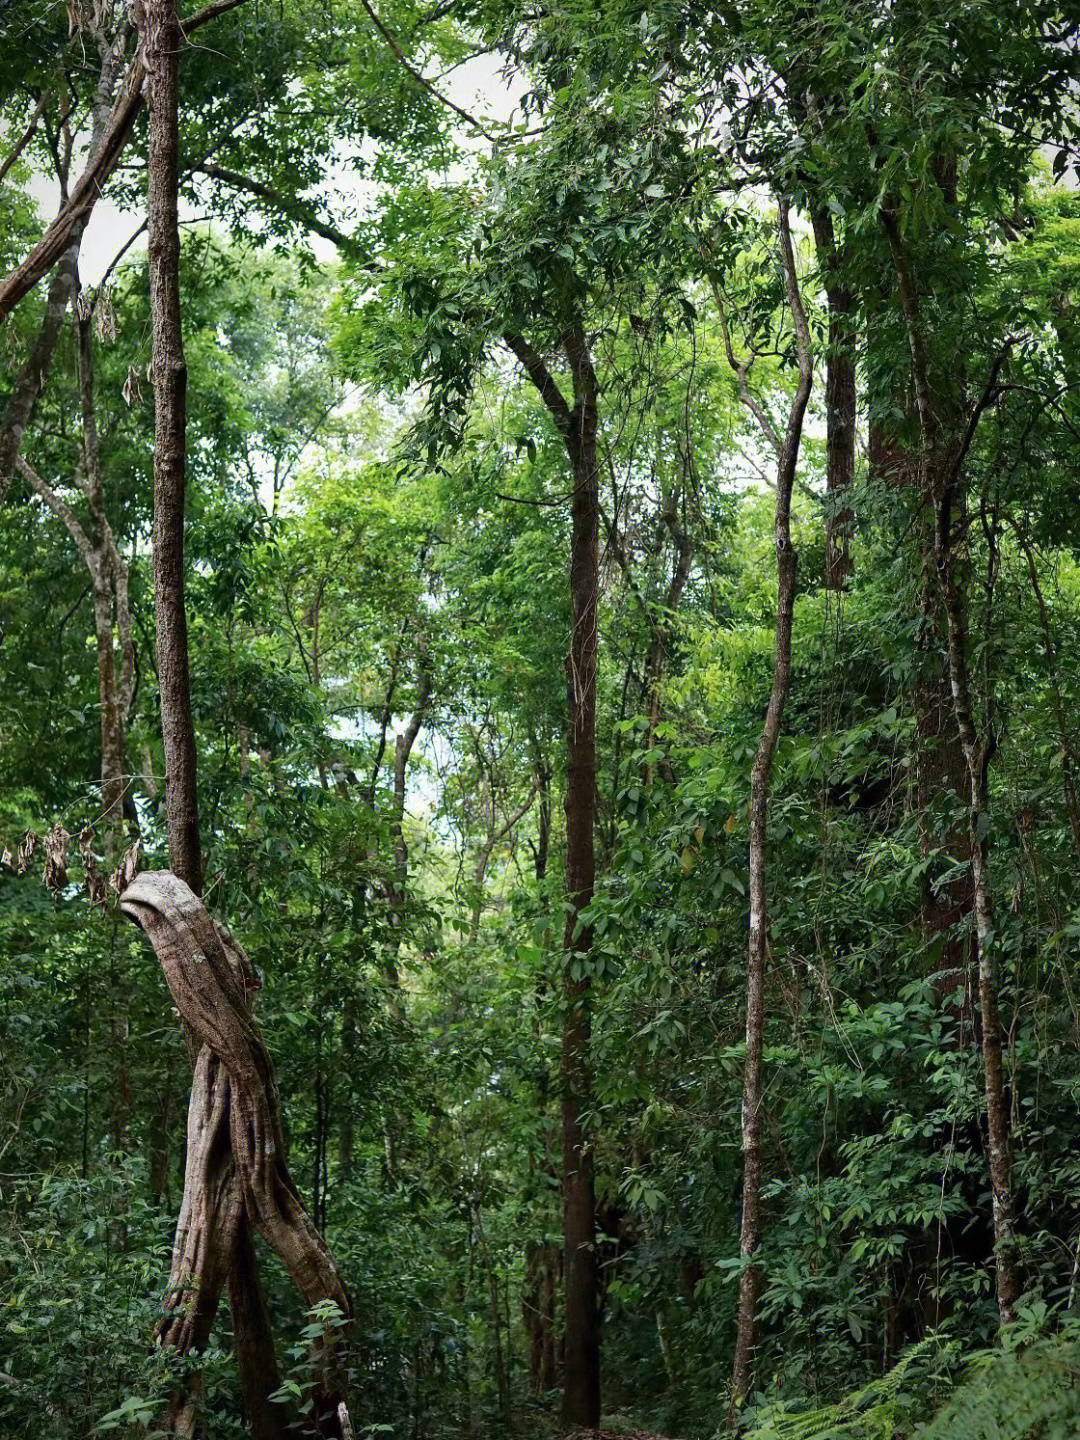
121;873;353;1436
143;6;285;1431
505;326;602;1427
559;325;602;1430
809;208;855;592
147;0;201;894
729;201;813;1421
933;492;1020;1323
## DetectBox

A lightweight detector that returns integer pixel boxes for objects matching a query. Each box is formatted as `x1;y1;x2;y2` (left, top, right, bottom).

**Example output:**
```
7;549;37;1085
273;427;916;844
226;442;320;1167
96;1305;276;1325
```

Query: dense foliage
3;0;1080;1437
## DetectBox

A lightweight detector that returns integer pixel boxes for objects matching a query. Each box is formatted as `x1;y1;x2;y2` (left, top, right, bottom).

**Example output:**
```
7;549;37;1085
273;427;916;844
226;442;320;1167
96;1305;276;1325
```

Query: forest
3;1;1080;1437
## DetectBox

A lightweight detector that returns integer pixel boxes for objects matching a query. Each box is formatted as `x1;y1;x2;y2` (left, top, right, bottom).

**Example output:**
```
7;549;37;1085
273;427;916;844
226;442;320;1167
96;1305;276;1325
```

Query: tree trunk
147;0;200;893
933;493;1019;1323
121;873;353;1436
730;202;813;1421
560;326;602;1430
881;203;1020;1324
810;208;855;592
503;327;602;1427
144;7;287;1432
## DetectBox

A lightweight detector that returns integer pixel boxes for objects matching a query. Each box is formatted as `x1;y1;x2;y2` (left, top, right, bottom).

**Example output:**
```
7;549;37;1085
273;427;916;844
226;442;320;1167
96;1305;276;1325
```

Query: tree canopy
4;1;1080;1438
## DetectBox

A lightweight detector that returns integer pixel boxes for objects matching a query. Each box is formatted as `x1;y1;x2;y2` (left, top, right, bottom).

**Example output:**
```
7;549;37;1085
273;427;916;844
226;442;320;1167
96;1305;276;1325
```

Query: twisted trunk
121;873;353;1434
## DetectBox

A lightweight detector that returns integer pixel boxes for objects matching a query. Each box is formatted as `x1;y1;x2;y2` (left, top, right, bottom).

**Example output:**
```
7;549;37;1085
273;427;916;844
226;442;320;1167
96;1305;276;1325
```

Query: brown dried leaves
42;823;70;892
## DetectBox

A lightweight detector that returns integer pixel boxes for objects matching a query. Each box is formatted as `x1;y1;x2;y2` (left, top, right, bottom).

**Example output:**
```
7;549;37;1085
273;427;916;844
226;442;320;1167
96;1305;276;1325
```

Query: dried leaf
16;830;39;875
79;826;107;907
121;364;142;408
1;847;13;873
109;838;141;895
43;823;70;892
95;287;118;343
75;290;92;322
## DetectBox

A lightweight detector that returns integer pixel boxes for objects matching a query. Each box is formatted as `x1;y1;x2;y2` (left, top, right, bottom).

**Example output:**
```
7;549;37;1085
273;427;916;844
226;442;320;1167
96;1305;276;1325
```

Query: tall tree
727;201;813;1417
505;325;603;1427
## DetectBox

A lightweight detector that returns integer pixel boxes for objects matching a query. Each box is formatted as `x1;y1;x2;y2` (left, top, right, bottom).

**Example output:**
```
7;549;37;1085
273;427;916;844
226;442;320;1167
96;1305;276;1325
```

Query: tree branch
0;0;255;322
0;92;48;186
504;333;572;434
195;164;366;256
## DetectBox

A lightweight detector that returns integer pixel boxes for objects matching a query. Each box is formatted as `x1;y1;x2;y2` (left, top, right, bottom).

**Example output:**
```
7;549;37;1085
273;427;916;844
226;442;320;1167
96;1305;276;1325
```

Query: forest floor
563;1430;680;1440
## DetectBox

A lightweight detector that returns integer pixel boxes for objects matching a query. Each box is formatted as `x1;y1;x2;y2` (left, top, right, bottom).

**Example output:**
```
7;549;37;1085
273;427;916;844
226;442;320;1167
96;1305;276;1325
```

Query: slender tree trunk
643;482;694;781
933;493;1019;1323
503;327;602;1426
147;0;200;893
560;326;602;1430
144;8;286;1433
730;203;813;1421
809;209;855;592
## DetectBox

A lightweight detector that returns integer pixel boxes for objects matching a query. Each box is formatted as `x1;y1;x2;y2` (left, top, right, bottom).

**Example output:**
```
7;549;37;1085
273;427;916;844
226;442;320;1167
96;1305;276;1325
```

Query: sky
26;47;525;286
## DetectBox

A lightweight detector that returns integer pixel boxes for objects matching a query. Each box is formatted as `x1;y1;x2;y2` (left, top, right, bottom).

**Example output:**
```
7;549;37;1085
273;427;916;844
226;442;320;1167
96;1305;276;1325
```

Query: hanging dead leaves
1;822;140;907
79;826;107;907
121;365;143;408
110;838;141;896
16;829;38;875
42;823;70;891
63;0;112;35
95;289;118;344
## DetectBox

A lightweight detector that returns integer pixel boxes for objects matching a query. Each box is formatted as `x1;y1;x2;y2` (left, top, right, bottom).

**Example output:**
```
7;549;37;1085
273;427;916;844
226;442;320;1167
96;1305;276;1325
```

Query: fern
919;1335;1080;1440
743;1337;950;1440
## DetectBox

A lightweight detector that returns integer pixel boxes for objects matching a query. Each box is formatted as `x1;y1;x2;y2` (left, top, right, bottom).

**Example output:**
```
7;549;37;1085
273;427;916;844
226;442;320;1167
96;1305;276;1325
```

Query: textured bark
77;318;135;848
810;208;855;591
504;325;602;1426
729;202;813;1421
228;1226;287;1440
121;872;352;1435
933;498;1020;1324
560;326;602;1430
147;0;201;893
142;4;287;1429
